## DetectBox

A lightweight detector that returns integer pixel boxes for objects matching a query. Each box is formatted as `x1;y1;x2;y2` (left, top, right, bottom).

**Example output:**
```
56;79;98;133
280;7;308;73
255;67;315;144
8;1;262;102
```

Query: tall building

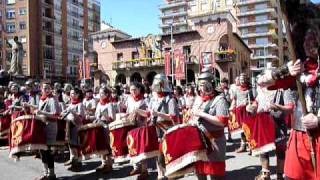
0;0;100;81
159;0;236;34
236;0;285;72
159;0;191;34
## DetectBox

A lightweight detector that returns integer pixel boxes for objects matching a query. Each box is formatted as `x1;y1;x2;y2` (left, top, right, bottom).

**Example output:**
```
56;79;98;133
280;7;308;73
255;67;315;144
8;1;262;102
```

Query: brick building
92;11;251;86
0;0;100;81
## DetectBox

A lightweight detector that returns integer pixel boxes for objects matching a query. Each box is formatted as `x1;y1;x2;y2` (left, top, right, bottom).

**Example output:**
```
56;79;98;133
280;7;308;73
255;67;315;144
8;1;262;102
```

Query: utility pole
170;22;174;85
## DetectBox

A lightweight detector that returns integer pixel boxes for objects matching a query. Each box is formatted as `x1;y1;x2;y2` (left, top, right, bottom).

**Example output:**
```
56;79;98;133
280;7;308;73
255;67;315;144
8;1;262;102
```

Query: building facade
93;11;251;86
159;0;236;34
0;0;100;81
236;0;285;73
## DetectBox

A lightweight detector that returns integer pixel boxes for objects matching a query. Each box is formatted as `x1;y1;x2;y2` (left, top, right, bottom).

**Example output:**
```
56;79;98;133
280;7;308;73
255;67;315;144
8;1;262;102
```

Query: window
131;51;139;59
215;0;221;8
0;10;2;18
226;0;233;6
239;6;248;13
19;22;26;30
256;15;268;22
7;0;15;5
256;26;268;33
241;28;248;35
254;49;268;56
6;23;15;33
256;37;268;45
201;0;208;11
20;36;27;43
19;8;27;15
6;9;15;19
255;3;267;10
117;53;123;61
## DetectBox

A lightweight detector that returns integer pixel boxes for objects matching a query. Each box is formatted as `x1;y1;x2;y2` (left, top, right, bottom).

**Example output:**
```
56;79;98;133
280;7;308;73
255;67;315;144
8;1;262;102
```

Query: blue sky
101;0;161;37
101;0;320;37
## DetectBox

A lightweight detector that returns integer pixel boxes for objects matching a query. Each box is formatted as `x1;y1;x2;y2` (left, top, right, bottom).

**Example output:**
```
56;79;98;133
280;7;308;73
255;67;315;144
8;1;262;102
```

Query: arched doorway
146;71;157;85
116;74;126;85
181;69;196;85
213;68;220;86
130;72;142;83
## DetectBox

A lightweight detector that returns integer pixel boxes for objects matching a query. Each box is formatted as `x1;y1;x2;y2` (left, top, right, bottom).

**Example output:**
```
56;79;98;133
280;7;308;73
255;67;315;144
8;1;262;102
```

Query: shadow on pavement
226;165;276;180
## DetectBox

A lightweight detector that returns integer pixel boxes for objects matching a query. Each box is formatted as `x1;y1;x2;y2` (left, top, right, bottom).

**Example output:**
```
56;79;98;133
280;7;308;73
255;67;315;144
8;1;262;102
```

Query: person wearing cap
188;71;229;180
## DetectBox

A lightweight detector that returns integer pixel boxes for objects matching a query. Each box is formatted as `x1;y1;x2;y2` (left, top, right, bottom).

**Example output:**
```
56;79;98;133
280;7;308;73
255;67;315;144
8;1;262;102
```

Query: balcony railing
238;8;276;17
238;20;277;28
237;0;276;6
159;1;187;10
241;29;278;39
161;11;187;18
112;58;164;70
215;50;237;62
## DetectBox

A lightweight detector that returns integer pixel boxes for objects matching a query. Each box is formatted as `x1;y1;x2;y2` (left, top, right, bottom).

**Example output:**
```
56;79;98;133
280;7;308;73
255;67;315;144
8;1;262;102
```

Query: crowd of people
0;1;318;180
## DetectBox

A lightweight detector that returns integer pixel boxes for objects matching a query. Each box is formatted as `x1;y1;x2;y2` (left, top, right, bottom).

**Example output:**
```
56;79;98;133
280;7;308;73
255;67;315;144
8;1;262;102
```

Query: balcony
238;8;276;17
112;58;164;70
160;20;188;28
159;1;187;10
241;29;278;39
237;0;276;6
248;43;278;49
238;20;277;28
251;54;279;60
215;50;237;62
160;11;187;18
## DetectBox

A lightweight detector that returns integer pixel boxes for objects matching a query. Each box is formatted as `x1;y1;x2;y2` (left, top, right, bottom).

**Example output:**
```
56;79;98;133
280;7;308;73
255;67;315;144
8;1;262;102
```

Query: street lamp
80;37;88;83
169;21;174;85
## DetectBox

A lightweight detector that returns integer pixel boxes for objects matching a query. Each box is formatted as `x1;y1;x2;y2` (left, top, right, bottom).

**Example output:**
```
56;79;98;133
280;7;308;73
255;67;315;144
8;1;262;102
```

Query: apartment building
237;0;285;72
0;0;100;81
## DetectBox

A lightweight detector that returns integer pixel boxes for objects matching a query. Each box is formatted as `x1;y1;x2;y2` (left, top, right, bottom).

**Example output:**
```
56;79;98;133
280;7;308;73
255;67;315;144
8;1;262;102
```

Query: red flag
175;49;185;80
78;61;83;80
165;52;171;76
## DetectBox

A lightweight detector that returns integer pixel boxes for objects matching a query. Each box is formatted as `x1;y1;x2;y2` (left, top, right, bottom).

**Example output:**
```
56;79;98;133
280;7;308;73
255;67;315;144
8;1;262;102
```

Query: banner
174;49;185;80
165;52;171;76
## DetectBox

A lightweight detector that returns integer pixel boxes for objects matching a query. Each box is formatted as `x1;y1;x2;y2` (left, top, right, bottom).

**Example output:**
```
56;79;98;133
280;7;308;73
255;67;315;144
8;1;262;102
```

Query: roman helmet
152;73;172;93
63;83;73;93
54;82;62;91
198;71;215;95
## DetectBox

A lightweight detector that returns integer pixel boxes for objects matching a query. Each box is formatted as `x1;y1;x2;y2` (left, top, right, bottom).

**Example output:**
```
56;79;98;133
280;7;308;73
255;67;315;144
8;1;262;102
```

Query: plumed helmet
152;73;172;93
54;82;61;90
63;83;73;92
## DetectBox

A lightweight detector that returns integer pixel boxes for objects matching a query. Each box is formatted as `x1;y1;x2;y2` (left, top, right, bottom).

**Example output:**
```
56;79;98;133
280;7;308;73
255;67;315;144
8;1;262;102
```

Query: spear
281;0;317;170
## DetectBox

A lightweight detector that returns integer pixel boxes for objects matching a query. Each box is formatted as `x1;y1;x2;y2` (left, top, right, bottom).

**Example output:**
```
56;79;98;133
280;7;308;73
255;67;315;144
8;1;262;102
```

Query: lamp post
81;37;88;83
264;46;267;69
169;22;174;85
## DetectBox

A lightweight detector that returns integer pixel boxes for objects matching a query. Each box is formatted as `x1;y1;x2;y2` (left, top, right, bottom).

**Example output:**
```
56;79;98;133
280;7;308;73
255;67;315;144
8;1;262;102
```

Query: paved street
0;134;277;180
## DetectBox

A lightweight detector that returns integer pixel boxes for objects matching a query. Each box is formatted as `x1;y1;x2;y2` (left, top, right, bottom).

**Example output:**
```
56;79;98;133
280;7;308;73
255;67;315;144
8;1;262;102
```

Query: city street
0;134;277;180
